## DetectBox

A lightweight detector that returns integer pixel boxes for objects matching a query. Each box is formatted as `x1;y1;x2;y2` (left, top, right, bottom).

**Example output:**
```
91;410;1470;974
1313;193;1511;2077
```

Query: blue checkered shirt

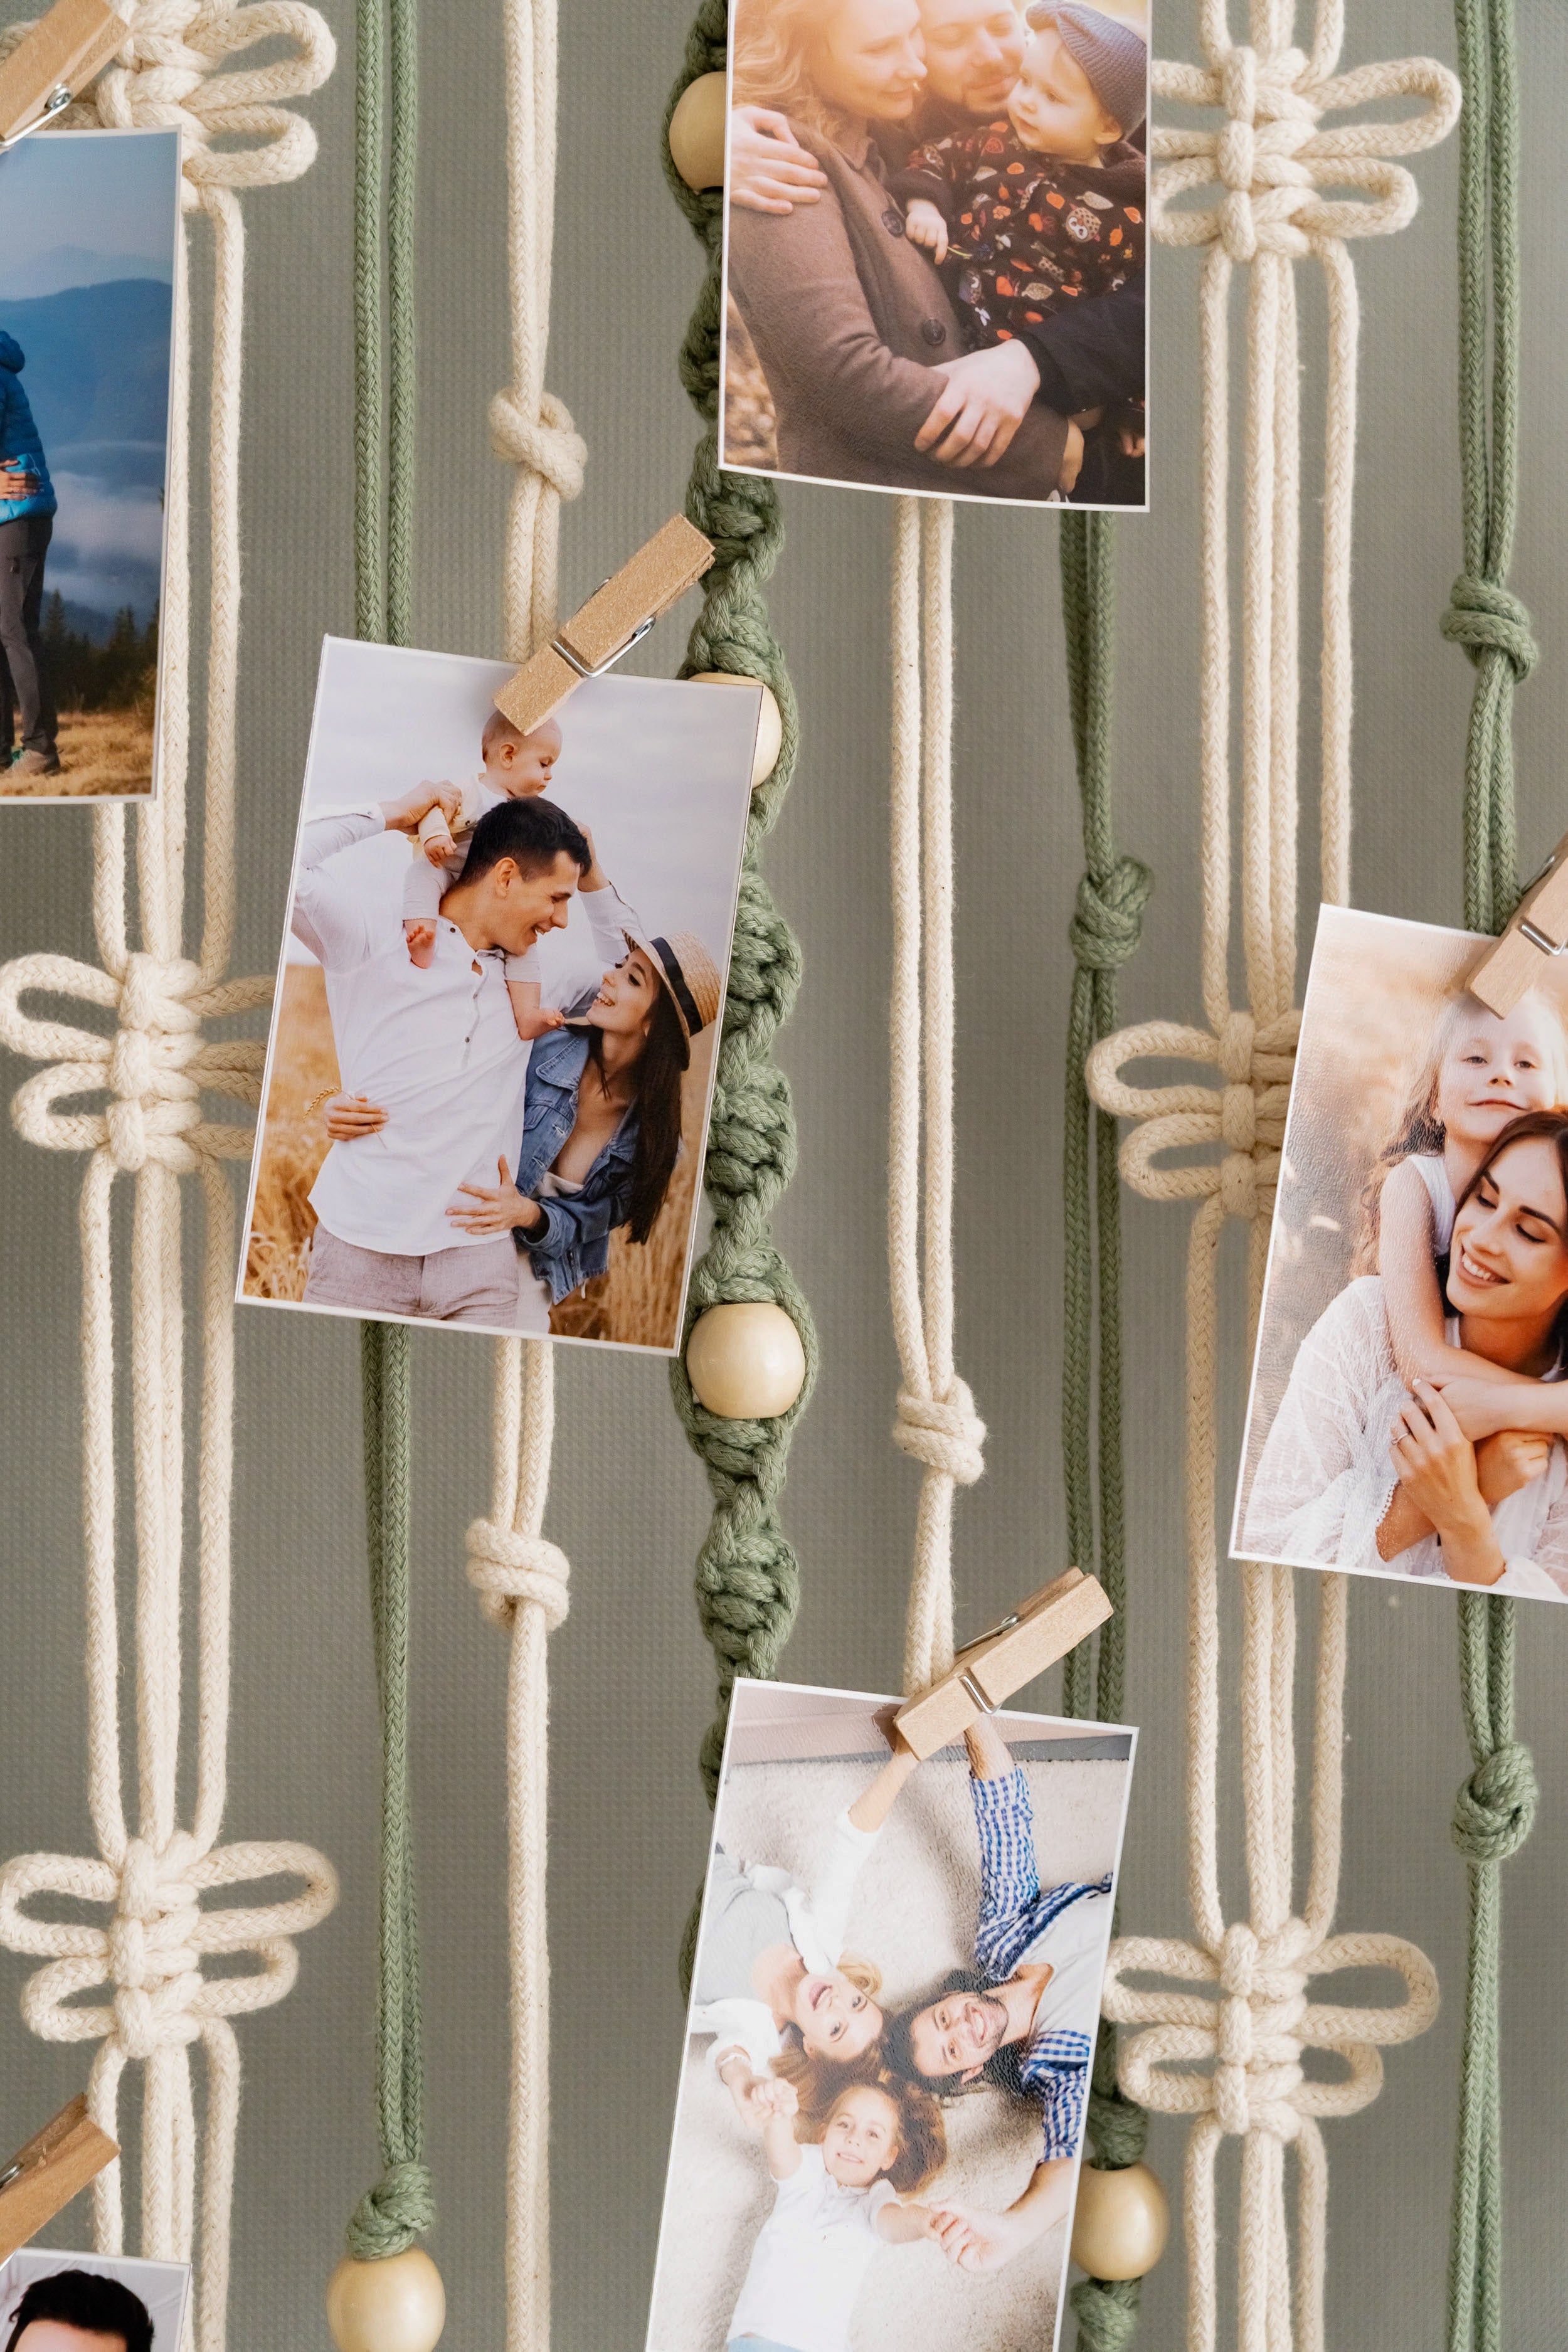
972;1769;1111;2164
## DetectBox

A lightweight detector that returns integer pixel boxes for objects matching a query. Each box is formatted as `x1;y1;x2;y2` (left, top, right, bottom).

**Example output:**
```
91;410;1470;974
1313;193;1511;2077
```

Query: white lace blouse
1241;1276;1568;1601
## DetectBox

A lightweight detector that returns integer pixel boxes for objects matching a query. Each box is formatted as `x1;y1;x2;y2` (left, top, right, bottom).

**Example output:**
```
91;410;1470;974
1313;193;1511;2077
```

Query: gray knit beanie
1024;3;1148;139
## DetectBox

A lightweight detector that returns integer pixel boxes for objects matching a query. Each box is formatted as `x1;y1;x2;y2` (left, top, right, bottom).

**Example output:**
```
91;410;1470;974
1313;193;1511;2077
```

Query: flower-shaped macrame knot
490;389;587;504
1068;857;1154;975
894;1378;987;1486
1086;1004;1296;1227
465;1518;572;1631
1452;1739;1539;1865
1441;576;1540;685
1214;45;1320;261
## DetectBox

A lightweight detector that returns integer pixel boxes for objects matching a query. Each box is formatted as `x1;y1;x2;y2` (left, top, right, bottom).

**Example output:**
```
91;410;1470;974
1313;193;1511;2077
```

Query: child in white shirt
403;707;566;1043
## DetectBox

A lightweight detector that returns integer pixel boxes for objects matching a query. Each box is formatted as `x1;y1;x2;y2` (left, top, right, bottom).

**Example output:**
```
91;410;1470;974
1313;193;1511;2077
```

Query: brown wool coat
727;120;1071;502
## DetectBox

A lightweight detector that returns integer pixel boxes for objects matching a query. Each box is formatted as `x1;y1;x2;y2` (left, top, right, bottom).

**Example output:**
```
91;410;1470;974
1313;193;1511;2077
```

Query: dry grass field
0;707;155;798
723;296;779;472
245;964;713;1351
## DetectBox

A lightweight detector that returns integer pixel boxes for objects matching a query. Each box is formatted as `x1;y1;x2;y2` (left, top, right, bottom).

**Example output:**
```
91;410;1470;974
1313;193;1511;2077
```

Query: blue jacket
0;335;55;525
512;1005;640;1305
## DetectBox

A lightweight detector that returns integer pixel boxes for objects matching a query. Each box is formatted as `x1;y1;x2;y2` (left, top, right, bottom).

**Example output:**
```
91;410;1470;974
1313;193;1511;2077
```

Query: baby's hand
903;199;949;265
405;918;437;969
422;826;455;866
514;1005;566;1042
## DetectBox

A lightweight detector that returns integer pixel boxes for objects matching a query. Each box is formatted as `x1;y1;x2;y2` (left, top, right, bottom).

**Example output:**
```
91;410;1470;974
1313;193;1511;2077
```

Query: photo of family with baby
240;641;758;1355
1236;905;1568;1604
721;0;1148;510
645;1680;1135;2352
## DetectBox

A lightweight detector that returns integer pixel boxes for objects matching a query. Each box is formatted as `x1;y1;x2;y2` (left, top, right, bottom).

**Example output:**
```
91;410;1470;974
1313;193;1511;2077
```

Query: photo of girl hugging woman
726;2063;946;2352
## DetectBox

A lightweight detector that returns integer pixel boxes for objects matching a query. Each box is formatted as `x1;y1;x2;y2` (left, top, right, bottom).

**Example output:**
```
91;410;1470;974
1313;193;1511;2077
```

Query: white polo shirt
291;807;632;1258
728;2145;896;2352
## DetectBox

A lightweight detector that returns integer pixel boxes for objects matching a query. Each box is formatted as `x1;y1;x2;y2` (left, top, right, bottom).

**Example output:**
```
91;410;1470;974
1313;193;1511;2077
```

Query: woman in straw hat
442;921;724;1333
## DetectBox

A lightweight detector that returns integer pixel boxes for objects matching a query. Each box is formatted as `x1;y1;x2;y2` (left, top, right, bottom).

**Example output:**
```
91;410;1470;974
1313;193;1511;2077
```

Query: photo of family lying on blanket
1234;904;1568;1604
241;642;758;1354
645;1680;1135;2352
721;0;1148;509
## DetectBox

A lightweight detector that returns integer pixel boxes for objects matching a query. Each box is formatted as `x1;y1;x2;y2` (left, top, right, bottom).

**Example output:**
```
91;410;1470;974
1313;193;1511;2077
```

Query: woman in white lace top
1241;1111;1568;1601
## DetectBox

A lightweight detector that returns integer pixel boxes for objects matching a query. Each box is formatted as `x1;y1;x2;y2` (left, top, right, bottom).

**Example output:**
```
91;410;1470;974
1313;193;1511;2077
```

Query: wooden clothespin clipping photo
894;1568;1115;1759
1466;827;1568;1017
494;513;714;737
0;2096;118;2262
0;0;129;147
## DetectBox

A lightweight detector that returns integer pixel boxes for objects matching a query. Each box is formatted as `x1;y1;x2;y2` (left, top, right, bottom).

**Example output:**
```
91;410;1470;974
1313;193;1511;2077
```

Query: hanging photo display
239;640;759;1354
719;0;1149;511
1;2250;191;2352
0;127;181;802
1234;903;1568;1604
644;1678;1137;2352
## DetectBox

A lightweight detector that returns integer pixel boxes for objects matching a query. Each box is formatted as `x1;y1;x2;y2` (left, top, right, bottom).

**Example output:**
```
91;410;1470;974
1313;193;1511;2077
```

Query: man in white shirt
290;780;633;1326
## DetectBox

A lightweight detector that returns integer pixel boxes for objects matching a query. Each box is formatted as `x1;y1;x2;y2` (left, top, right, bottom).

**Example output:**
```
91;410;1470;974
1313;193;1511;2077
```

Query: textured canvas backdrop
1;4;1567;2349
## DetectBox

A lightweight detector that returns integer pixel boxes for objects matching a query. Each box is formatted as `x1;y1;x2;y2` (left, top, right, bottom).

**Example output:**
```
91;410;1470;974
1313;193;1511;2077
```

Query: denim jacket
513;1005;640;1305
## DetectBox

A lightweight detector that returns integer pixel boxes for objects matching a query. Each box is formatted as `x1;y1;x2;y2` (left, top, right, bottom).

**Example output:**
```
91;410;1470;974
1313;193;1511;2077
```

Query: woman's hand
738;2075;798;2126
323;1093;388;1140
380;779;462;837
1391;1377;1506;1586
1429;1370;1541;1444
913;342;1042;470
447;1157;541;1236
1475;1428;1553;1507
0;464;40;498
729;105;828;214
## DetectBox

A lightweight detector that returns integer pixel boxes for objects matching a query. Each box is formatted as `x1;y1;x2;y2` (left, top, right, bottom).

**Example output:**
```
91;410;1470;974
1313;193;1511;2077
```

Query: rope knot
893;1379;987;1486
105;1838;203;2057
465;1518;571;1631
346;2160;437;2262
489;389;587;502
1451;1739;1539;1863
1441;575;1540;684
1068;858;1154;974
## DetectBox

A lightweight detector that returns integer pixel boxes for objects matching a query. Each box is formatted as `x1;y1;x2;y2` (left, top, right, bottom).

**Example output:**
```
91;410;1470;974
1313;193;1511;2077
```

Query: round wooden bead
327;2249;446;2352
1069;2161;1170;2283
692;672;784;786
687;1303;806;1420
668;72;728;191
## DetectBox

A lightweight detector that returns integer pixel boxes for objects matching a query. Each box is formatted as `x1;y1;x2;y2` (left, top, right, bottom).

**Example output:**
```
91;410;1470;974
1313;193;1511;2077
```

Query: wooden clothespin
0;2096;119;2262
0;0;130;148
893;1569;1114;1761
1466;827;1568;1017
493;514;714;737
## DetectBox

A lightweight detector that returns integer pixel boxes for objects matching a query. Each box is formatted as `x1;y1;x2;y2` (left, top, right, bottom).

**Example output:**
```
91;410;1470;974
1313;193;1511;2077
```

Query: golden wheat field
245;965;712;1350
0;708;156;798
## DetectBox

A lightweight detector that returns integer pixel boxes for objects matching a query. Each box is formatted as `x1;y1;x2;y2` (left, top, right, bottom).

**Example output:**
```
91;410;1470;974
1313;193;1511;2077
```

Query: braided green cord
1443;6;1539;2348
1057;514;1153;2352
346;0;433;2259
662;1;818;1837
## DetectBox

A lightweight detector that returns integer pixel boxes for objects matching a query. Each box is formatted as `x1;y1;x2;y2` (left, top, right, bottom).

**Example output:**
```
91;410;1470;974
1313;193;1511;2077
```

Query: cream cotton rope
0;8;336;2349
1083;7;1457;2348
457;0;584;2343
888;496;985;1695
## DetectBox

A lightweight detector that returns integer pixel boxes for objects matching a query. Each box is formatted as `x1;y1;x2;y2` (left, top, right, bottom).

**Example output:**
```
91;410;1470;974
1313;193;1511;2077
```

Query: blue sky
0;128;179;283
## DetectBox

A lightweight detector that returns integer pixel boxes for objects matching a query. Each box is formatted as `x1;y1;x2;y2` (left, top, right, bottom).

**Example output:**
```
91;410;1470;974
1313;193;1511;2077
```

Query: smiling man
882;1713;1113;2271
4;2269;154;2352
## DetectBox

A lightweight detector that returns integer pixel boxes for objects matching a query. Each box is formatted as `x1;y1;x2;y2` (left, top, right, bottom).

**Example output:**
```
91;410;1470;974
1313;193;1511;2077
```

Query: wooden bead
687;1303;806;1419
1069;2162;1170;2283
692;672;783;785
327;2249;446;2352
668;72;728;191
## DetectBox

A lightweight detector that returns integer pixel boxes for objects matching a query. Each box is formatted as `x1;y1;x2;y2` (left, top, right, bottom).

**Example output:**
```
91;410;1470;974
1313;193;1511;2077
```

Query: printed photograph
645;1678;1136;2352
240;641;758;1354
1234;904;1568;1604
720;0;1148;511
1;2250;190;2352
0;129;181;800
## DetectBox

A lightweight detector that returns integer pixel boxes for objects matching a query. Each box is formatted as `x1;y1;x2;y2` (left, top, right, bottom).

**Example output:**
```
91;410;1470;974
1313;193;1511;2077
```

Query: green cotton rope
346;0;433;2261
1056;512;1153;2352
1443;4;1540;2348
662;0;818;1852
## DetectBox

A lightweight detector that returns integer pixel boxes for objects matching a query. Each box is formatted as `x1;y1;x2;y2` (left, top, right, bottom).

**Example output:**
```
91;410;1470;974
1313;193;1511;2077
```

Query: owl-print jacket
891;132;1145;356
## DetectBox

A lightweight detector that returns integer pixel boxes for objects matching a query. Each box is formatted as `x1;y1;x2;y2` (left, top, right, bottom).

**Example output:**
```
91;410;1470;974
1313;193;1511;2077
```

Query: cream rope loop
893;1379;987;1487
464;1517;571;1632
0;1836;339;2062
489;389;586;506
1086;1008;1298;1225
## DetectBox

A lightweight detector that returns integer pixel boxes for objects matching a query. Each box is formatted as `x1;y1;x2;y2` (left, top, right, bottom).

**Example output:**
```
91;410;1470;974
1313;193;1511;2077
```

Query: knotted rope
1084;8;1456;2347
0;9;336;2344
1443;8;1539;2346
665;0;818;1810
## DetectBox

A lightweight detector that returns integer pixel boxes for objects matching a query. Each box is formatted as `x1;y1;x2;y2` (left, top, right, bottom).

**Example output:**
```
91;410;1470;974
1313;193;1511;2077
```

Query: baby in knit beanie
893;4;1147;366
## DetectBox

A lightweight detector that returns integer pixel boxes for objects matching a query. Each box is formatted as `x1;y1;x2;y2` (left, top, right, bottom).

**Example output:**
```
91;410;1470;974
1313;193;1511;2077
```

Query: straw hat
622;926;723;1043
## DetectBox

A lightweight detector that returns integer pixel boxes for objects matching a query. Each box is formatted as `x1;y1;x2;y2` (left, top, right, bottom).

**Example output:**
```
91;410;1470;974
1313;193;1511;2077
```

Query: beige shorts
303;1226;521;1327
